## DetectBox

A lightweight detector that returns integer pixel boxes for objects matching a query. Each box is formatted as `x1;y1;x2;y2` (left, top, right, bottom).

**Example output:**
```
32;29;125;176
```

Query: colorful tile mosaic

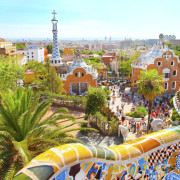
14;126;180;179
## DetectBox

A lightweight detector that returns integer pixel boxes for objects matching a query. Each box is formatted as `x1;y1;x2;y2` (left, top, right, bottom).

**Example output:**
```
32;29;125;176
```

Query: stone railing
14;126;180;179
173;91;180;115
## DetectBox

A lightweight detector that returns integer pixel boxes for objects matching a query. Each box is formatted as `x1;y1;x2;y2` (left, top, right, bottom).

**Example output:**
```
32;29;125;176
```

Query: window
55;60;57;63
27;56;29;58
51;60;53;63
75;73;77;77
164;82;168;90
163;53;170;59
171;61;174;66
157;61;162;66
78;72;81;78
172;81;176;89
173;70;177;76
82;73;84;77
58;60;60;63
31;52;33;54
32;56;34;58
165;73;170;78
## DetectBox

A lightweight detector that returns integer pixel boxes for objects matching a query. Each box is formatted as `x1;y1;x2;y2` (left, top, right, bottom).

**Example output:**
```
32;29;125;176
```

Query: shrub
171;108;180;122
126;106;148;118
170;97;174;106
109;117;117;133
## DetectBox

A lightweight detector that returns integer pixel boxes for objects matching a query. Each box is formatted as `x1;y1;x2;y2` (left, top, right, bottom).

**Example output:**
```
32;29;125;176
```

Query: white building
18;45;44;64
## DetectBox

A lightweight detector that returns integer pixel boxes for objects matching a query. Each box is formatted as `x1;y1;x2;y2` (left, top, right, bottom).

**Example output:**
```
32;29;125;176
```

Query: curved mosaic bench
14;126;180;180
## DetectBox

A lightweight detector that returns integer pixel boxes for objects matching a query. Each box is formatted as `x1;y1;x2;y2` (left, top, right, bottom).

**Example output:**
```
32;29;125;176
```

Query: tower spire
50;10;63;67
52;10;57;20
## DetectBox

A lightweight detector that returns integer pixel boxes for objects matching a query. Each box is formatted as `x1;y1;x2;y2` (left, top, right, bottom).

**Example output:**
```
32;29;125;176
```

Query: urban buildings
18;45;44;64
0;38;17;55
131;44;180;93
62;57;98;95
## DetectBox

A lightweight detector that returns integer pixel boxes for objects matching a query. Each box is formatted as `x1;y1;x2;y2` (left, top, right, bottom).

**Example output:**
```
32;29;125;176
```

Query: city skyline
0;0;180;39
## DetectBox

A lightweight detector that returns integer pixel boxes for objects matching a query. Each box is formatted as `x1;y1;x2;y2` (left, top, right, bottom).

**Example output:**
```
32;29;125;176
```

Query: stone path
109;86;138;141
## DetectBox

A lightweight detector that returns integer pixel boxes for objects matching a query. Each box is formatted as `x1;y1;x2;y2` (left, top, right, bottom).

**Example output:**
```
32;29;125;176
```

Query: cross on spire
52;10;57;20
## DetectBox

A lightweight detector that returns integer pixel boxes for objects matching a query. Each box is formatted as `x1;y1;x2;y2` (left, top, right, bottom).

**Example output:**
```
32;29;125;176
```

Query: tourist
136;123;140;135
175;119;179;126
164;110;169;120
121;115;125;124
134;123;136;133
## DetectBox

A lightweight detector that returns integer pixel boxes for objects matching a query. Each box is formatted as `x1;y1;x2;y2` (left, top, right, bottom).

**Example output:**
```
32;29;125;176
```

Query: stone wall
14;126;180;179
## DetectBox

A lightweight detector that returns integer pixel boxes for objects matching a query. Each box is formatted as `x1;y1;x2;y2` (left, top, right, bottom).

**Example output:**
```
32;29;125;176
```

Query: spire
50;10;63;67
52;10;57;20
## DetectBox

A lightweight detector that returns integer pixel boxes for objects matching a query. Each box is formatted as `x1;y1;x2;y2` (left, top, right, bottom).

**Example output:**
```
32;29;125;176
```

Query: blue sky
0;0;180;40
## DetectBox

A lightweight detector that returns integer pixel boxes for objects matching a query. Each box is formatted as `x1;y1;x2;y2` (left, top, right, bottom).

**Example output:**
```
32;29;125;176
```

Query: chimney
162;42;165;49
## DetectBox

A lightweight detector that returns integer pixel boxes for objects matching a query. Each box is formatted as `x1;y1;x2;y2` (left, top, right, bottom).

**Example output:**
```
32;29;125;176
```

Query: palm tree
135;69;164;133
0;88;88;179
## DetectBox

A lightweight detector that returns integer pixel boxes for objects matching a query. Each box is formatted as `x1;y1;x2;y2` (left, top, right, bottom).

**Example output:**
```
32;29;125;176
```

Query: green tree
0;56;24;93
0;88;87;178
59;49;64;56
101;49;106;54
119;52;140;77
16;43;26;49
46;44;53;54
88;50;94;55
135;69;164;133
38;66;65;94
25;60;47;78
85;87;110;116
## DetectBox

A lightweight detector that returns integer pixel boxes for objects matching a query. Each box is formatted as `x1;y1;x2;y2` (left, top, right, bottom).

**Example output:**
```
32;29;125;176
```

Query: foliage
164;42;173;49
94;111;107;122
119;52;140;76
171;109;180;122
89;57;101;63
38;66;65;94
80;50;106;55
59;49;64;55
126;107;148;118
83;57;105;70
85;87;111;116
135;69;164;133
107;66;111;71
109;117;117;133
170;97;174;106
136;69;164;101
16;43;26;49
0;88;88;178
0;56;24;93
46;44;53;54
25;60;47;77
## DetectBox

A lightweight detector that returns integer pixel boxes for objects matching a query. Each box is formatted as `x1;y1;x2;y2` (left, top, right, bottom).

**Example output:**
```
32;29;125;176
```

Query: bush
80;120;88;135
170;97;174;106
126;106;148;118
171;108;180;122
109;117;117;133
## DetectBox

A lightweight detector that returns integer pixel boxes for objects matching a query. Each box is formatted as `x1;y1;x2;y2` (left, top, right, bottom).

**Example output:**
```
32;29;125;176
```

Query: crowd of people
109;85;177;137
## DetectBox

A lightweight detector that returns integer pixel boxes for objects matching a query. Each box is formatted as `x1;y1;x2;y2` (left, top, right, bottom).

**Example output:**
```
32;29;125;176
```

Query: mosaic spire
50;10;63;66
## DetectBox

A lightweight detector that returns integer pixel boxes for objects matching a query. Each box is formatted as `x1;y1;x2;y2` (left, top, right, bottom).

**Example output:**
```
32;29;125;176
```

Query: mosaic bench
14;126;180;180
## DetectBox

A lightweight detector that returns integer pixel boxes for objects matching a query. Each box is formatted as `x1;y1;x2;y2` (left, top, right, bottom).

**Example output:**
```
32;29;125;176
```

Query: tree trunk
147;100;152;134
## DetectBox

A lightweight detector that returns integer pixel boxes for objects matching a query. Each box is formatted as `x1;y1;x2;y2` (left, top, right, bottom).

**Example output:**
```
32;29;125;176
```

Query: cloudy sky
0;0;179;40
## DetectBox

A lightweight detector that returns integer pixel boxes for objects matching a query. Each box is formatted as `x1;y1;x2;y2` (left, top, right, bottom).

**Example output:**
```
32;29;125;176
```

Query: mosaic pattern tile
14;126;180;179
